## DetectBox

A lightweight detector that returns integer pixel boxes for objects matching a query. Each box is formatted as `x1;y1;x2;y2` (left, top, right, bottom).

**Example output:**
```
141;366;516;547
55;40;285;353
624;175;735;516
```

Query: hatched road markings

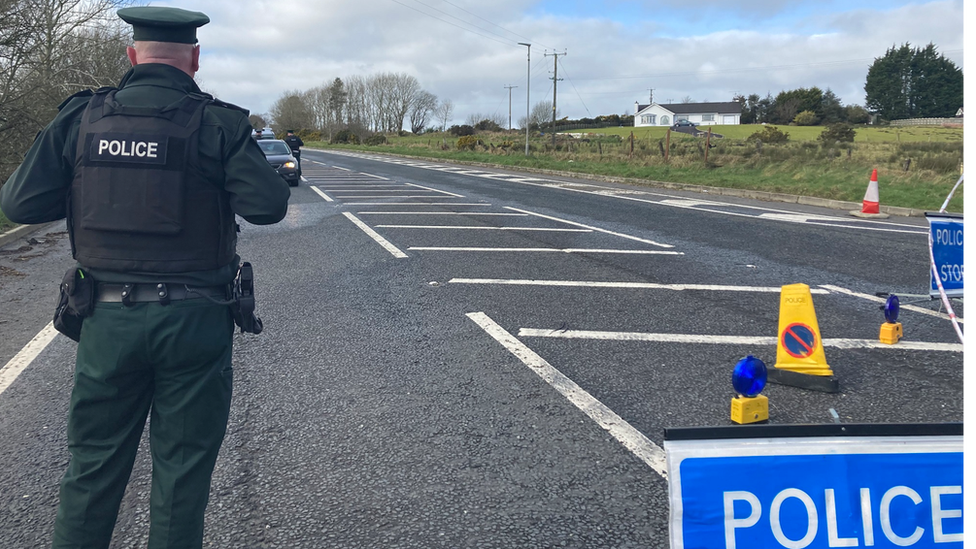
324;150;928;236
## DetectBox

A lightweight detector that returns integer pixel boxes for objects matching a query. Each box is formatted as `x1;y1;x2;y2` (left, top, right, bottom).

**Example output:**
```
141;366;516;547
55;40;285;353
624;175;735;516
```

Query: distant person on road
0;6;289;548
283;129;304;176
253;128;263;140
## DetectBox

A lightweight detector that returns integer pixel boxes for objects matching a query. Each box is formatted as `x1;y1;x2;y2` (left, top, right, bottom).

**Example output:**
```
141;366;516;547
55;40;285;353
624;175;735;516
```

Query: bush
456;135;479;150
449;124;476;136
332;129;358;144
818;124;856;144
793;110;819;126
845;105;871;124
363;134;388;146
747;125;790;143
474;119;502;132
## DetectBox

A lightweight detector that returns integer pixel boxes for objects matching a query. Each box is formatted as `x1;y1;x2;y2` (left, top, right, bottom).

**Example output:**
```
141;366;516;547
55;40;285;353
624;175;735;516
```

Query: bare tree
269;90;314;133
409;90;437;134
387;72;419;133
435;99;453;131
526;100;555;130
1;0;129;181
466;112;506;129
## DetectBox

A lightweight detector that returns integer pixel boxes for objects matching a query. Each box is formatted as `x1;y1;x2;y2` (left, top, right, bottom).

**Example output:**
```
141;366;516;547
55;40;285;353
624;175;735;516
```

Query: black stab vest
69;89;236;273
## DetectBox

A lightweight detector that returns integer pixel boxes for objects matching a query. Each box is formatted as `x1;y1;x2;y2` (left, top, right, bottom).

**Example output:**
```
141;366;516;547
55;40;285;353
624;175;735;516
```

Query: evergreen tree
865;43;962;119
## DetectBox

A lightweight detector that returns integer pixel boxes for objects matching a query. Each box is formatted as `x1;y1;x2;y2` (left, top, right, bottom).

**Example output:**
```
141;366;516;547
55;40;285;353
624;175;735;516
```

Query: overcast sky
145;0;965;126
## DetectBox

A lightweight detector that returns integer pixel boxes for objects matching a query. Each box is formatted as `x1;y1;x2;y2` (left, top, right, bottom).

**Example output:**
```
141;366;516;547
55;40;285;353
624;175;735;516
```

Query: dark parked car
671;119;697;129
257;139;299;186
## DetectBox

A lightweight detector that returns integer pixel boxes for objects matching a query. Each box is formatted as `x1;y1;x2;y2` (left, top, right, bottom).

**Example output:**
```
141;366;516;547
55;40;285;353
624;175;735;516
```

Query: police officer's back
0;6;289;549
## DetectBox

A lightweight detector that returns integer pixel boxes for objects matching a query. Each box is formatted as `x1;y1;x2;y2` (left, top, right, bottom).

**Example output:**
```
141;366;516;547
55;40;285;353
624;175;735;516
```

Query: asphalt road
0;149;963;548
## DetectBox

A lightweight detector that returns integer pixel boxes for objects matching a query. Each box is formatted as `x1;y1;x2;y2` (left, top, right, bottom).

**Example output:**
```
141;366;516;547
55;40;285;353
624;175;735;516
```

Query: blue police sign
664;424;963;549
927;213;963;298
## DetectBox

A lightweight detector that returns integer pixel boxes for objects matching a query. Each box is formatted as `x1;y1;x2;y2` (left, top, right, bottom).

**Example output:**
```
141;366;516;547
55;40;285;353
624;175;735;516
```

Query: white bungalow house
634;101;742;127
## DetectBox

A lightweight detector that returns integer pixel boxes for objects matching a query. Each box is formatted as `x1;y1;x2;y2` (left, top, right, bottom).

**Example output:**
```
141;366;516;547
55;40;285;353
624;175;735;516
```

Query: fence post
630;132;634;158
665;129;670;162
705;128;712;164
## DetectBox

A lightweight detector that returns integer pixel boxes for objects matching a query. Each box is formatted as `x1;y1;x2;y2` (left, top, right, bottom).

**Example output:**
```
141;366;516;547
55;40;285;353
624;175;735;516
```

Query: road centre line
517;328;964;353
341;212;408;258
310;186;334;202
0;322;60;398
375;226;591;232
361;173;389;180
336;195;447;199
343;203;491;207
466;312;668;478
505;207;674;249
327;190;433;193
408;247;684;255
331;165;351;171
448;278;830;294
820;284;964;324
404;182;466;198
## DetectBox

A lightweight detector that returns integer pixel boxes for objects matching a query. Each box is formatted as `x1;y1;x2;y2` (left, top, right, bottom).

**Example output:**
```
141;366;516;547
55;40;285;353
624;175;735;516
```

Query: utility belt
53;262;263;342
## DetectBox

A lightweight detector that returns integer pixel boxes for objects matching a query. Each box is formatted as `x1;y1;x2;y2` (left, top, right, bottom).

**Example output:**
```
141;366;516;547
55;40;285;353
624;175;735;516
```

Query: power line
556;58;591;117
388;0;514;47
407;0;519;45
438;0;553;49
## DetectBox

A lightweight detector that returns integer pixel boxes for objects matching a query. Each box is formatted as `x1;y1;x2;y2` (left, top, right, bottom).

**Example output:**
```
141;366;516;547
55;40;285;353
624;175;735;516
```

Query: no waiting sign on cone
851;169;890;218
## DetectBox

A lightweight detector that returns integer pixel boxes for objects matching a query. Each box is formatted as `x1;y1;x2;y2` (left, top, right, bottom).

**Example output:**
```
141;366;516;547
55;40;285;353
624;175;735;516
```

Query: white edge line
0;322;60;397
333;166;351;171
375;226;592;232
341;212;408;258
466;312;668;478
361;173;389;180
820;284;964;324
448;279;830;293
310;186;334;202
409;247;683;255
504;207;674;248
517;328;963;352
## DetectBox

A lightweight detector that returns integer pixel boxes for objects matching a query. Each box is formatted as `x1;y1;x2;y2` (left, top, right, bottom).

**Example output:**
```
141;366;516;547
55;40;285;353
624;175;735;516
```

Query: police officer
283;129;304;176
0;6;290;549
253;128;264;140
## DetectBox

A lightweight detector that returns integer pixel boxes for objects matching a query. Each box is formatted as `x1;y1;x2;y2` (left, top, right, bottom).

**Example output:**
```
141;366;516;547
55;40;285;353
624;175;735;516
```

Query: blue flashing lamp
732;355;767;398
884;294;900;324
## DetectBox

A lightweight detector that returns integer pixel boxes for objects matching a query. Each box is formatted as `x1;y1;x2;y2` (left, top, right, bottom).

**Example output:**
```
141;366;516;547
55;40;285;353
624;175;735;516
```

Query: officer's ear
191;45;200;74
126;46;138;67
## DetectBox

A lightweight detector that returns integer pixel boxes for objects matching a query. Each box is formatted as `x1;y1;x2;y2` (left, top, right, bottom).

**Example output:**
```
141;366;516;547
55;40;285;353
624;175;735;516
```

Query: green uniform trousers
52;298;235;549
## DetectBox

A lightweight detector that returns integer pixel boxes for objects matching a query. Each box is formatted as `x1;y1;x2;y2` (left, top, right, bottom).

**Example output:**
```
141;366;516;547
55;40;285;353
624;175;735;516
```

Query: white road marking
342;212;408;258
332;166;351;171
300;176;308;182
358;212;528;216
338;195;448;199
328;190;434;193
505;207;674;248
448;278;830;294
466;312;668;478
316;186;406;189
409;247;683;255
375;226;591;232
518;328;963;352
362;173;389;180
0;322;59;397
323;150;927;235
310;186;334;202
405;183;466;197
343;203;491;207
820;285;964;324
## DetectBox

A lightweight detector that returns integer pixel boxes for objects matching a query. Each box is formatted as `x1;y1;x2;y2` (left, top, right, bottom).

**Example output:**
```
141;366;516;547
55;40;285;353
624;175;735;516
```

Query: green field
312;124;964;213
561;124;964;143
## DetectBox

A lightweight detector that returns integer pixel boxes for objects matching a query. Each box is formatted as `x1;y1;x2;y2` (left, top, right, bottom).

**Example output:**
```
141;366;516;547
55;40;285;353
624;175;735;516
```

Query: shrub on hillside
793;110;819;126
332;129;359;144
363;134;388;146
449;124;476;136
747;125;790;143
456;135;479;150
474;119;502;132
818;124;856;144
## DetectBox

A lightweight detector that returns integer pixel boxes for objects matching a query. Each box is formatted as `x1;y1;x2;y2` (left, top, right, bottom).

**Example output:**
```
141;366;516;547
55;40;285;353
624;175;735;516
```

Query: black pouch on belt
54;267;94;342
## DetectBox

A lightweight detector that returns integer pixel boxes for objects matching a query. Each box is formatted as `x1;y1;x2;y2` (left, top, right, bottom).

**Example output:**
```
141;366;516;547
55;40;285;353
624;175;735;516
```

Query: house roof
638;102;742;114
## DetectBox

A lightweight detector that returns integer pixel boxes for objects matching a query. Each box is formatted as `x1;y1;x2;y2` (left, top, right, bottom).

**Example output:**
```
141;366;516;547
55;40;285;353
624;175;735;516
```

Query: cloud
147;0;963;123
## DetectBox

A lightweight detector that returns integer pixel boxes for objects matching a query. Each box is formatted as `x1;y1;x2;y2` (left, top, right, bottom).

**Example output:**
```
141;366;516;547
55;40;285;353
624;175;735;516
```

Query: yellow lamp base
731;394;769;424
879;322;903;345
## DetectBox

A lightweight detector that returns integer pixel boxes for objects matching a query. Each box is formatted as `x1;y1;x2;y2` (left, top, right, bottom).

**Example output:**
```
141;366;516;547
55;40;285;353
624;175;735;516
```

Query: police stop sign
664;424;963;549
927;213;963;298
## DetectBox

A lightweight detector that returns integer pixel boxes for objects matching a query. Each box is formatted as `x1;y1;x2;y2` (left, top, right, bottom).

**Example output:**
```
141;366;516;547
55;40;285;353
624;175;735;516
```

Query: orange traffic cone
851;169;889;218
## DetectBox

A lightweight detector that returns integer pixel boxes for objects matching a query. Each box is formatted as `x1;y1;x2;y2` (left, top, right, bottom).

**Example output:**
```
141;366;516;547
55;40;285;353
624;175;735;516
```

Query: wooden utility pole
545;50;566;148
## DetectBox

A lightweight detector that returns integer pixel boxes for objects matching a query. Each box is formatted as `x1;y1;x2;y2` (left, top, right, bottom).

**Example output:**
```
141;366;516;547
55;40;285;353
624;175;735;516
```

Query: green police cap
117;6;210;44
